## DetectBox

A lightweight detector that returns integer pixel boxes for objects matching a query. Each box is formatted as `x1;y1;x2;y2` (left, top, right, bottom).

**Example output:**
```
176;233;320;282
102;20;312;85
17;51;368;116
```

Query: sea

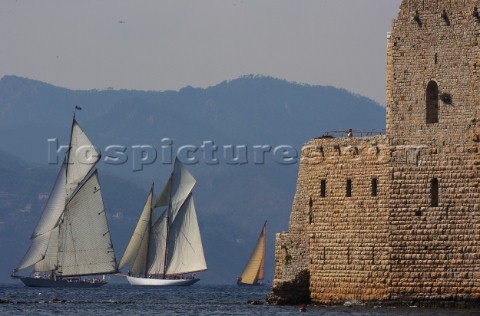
1;283;480;315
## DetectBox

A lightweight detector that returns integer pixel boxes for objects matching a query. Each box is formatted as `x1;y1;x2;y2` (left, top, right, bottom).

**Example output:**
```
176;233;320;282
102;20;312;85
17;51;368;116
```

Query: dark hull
16;276;107;288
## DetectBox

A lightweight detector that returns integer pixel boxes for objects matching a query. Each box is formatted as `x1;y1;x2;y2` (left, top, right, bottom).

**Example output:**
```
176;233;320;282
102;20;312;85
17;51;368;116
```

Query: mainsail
239;222;266;285
14;117;117;278
119;158;207;278
57;171;116;276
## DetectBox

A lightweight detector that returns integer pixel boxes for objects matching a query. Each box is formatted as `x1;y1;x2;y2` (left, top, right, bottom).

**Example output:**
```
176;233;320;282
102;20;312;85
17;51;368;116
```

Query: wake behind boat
237;222;266;286
118;158;207;286
11;109;118;288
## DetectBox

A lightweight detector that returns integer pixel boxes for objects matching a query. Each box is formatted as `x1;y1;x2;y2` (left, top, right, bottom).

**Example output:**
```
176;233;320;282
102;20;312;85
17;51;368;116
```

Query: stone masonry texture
269;0;480;306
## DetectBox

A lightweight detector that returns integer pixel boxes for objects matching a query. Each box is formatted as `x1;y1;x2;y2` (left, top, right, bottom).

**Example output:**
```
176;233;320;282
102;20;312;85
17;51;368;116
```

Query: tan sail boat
11;109;118;288
237;222;266;286
118;158;207;286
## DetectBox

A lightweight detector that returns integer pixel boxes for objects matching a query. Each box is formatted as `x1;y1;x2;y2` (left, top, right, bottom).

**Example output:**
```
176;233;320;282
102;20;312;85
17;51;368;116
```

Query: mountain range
0;74;386;284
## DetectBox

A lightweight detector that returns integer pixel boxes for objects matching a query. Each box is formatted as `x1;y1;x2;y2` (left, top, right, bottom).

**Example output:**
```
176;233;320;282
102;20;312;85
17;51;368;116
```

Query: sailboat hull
126;276;200;286
15;276;107;288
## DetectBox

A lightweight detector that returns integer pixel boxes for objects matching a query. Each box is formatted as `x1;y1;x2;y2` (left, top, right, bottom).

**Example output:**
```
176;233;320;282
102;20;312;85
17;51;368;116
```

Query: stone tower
269;0;480;306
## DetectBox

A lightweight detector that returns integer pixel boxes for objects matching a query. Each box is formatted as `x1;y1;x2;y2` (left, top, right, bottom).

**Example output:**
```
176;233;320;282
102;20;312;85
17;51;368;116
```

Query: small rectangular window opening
431;178;439;207
371;178;378;197
346;179;352;197
320;180;326;198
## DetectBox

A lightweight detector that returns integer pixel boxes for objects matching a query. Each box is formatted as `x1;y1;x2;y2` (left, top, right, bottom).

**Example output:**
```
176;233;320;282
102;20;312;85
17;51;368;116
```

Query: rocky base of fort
266;269;311;305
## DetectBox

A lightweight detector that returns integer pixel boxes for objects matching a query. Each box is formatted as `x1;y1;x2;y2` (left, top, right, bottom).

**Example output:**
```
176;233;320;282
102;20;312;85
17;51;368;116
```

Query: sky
0;0;402;105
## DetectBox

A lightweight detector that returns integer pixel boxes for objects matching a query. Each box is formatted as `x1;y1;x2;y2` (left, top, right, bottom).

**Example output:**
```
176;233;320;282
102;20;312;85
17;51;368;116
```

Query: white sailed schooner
11;111;118;288
237;222;266;286
118;158;207;286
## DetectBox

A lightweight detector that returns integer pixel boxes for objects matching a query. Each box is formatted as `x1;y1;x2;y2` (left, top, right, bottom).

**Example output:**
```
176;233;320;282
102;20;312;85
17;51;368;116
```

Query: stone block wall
387;0;480;146
272;136;393;304
303;136;392;303
388;143;480;302
272;137;480;305
270;0;480;306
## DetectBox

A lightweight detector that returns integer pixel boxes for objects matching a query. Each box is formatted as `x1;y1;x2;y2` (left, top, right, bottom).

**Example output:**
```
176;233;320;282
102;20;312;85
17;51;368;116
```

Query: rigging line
179;230;197;253
69;220;78;274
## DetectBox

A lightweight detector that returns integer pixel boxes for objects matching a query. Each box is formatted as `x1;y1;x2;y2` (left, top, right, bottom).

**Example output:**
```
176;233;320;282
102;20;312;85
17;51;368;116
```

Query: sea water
1;283;480;315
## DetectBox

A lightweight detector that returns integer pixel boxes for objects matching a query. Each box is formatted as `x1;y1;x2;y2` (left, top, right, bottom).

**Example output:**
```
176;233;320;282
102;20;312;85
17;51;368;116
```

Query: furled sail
239;223;266;284
57;171;117;276
165;195;207;275
118;189;154;274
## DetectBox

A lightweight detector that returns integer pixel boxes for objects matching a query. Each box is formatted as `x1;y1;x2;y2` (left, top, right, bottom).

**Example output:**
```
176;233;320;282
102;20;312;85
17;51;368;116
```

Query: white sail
16;230;53;271
166;195;207;275
33;227;59;272
154;158;196;224
118;189;153;274
131;223;150;276
146;210;168;275
66;120;100;196
57;171;116;276
154;178;171;208
32;163;67;238
15;164;66;271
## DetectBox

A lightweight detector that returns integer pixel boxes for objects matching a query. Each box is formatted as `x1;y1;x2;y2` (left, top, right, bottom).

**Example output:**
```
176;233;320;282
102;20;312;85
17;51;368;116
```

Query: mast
57;113;75;275
65;109;77;191
162;176;173;277
144;183;154;276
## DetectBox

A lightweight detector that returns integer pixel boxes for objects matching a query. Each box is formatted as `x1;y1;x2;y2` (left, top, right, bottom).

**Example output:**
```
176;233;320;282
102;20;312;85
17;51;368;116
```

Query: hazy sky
1;0;402;105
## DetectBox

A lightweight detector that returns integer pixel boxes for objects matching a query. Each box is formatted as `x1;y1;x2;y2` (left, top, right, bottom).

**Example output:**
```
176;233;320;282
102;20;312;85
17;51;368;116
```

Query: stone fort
268;0;480;306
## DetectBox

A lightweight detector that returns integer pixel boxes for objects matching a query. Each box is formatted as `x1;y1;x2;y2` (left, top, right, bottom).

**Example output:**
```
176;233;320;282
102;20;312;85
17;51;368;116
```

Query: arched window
426;81;439;124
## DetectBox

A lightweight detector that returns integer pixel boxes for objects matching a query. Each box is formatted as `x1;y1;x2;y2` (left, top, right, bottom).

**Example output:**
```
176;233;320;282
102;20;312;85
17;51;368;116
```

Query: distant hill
0;75;385;284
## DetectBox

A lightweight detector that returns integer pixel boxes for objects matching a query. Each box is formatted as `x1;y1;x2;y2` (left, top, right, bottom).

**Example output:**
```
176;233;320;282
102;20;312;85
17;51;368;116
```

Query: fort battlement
269;0;480;306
